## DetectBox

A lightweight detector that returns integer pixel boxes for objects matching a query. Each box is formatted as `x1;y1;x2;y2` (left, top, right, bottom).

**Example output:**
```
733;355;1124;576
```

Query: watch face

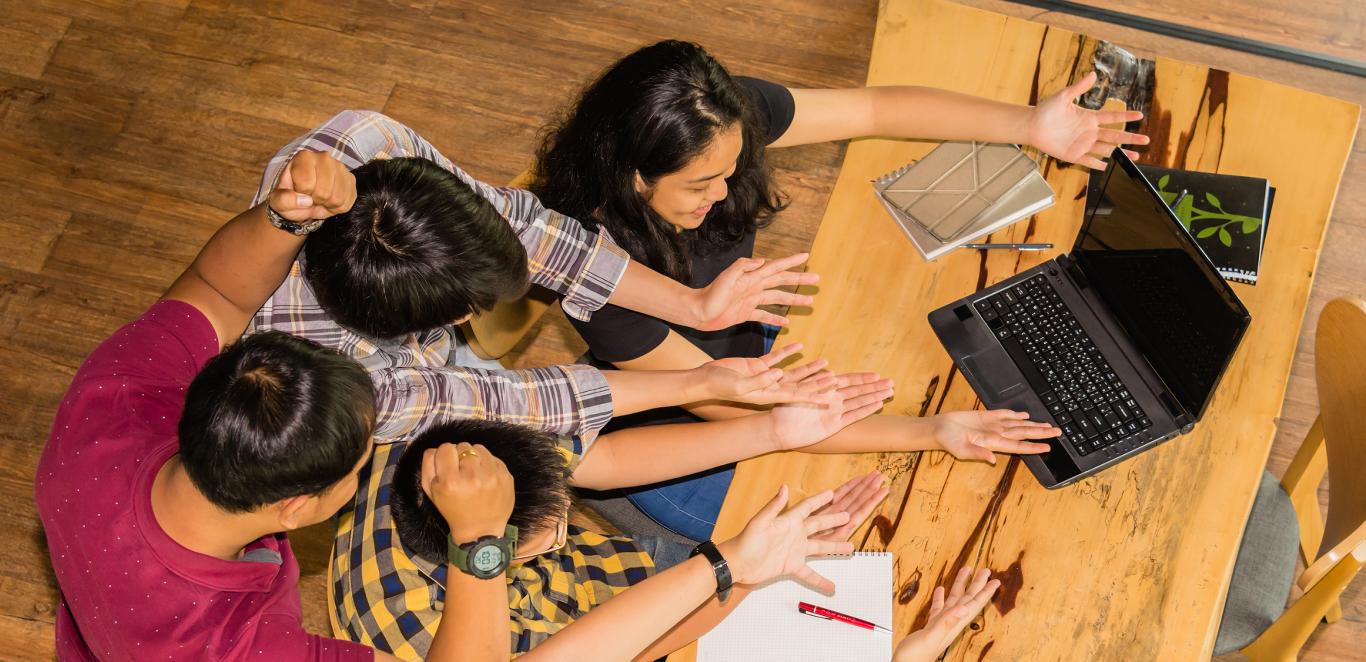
472;544;504;573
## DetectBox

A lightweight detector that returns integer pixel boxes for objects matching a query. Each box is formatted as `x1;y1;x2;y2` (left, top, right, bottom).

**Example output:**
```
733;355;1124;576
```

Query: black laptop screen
1073;155;1249;419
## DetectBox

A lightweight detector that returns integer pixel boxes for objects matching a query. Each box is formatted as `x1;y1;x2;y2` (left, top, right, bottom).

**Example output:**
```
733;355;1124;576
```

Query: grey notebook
874;141;1054;260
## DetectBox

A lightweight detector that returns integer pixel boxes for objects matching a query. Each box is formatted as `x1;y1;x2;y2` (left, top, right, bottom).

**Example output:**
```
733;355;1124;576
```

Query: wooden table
670;0;1360;659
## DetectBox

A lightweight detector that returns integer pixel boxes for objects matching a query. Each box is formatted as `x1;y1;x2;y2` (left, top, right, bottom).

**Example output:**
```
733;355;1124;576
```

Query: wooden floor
0;0;1359;659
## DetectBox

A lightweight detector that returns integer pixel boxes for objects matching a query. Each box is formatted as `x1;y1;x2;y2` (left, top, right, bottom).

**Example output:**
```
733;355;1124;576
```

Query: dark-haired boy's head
178;331;375;518
302;157;531;339
390;419;570;564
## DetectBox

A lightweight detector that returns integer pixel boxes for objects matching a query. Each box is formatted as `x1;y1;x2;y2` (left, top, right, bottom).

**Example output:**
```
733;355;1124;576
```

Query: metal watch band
264;204;325;236
690;540;733;604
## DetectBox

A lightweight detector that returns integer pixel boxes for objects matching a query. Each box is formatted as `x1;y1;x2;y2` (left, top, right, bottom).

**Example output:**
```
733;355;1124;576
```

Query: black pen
962;243;1054;251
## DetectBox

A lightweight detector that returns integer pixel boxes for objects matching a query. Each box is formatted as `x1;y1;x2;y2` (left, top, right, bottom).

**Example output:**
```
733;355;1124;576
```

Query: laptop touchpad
961;353;1025;398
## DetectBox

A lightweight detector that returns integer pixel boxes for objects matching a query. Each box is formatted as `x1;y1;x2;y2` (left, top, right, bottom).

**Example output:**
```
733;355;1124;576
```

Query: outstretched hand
893;567;1001;662
1027;71;1150;170
702;343;838;406
809;471;890;542
769;372;895;451
717;485;855;593
693;253;819;331
933;409;1057;465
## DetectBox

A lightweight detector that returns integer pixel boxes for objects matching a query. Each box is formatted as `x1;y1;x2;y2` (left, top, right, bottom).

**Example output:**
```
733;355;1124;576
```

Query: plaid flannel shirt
249;110;625;438
331;436;656;659
249;112;654;658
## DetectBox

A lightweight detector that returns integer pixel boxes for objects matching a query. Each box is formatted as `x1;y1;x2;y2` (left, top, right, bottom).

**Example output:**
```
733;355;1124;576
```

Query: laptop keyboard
974;274;1153;457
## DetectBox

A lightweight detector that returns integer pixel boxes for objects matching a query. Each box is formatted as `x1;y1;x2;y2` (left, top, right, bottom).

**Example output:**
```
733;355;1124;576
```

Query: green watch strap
447;525;519;575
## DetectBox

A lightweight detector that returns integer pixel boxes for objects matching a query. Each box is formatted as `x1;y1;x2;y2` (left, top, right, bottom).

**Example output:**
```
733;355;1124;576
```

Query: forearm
671;409;943;456
571;415;777;490
602;368;727;417
605;261;701;327
870;86;1033;145
521;555;719;661
425;564;508;662
681;398;768;422
163;203;303;347
799;413;943;454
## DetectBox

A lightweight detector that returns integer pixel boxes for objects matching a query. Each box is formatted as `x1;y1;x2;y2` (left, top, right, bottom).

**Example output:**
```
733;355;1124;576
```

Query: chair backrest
1314;297;1366;560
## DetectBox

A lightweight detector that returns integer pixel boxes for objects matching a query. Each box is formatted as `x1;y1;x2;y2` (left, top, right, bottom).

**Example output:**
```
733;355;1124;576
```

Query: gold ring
458;450;479;459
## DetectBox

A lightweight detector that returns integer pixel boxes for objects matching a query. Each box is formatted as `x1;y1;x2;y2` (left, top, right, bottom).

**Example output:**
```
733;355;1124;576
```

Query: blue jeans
624;324;780;542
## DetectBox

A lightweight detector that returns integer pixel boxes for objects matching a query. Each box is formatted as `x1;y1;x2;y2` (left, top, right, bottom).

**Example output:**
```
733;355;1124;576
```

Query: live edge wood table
669;0;1360;660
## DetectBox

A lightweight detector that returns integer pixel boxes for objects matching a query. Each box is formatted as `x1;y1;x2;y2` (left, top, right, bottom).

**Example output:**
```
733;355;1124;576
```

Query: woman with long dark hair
532;40;1146;543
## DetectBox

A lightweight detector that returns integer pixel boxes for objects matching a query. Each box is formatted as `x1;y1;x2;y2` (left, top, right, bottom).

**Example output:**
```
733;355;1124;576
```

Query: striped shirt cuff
559;231;629;322
561;363;613;443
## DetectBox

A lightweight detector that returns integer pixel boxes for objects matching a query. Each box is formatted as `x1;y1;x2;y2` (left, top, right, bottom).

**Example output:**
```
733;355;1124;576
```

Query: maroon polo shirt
35;300;372;661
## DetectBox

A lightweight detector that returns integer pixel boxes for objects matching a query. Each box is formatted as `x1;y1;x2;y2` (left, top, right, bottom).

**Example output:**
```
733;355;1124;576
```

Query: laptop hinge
1064;257;1089;290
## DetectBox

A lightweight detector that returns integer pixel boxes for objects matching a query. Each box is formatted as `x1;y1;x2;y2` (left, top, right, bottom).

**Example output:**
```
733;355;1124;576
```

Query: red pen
797;601;892;634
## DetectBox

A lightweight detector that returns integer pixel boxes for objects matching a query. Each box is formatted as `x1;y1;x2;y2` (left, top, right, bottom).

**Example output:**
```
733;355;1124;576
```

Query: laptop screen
1073;152;1250;419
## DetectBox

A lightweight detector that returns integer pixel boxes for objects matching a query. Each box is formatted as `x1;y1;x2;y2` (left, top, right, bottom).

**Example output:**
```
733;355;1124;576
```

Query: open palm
695;253;818;330
723;486;854;592
1028;71;1150;169
770;373;894;450
893;567;1001;662
808;471;890;542
703;343;835;406
934;409;1058;465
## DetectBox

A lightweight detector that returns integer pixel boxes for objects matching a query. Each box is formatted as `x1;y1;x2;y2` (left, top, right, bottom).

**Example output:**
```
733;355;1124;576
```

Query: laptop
928;149;1251;488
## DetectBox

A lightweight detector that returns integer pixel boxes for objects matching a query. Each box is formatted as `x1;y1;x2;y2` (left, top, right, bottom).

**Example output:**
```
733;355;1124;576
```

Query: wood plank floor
0;0;1359;659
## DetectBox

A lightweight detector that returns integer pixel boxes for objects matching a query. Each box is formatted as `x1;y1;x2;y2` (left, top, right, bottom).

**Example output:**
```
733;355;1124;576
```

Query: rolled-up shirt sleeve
252;109;628;321
369;363;614;442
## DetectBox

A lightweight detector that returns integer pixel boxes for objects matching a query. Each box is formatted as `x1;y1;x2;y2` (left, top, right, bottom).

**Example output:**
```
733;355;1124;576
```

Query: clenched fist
268;150;358;222
421;442;516;544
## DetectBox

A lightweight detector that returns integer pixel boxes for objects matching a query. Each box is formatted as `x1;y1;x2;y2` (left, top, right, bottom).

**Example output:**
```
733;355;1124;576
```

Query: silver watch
265;205;326;236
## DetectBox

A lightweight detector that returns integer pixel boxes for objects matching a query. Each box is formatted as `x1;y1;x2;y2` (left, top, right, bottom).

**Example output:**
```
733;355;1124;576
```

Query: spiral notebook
873;141;1055;260
697;552;893;662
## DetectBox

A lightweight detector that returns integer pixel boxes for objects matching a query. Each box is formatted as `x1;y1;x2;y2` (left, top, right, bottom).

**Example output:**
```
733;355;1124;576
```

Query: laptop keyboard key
1076;415;1097;438
982;276;1148;449
1087;410;1107;430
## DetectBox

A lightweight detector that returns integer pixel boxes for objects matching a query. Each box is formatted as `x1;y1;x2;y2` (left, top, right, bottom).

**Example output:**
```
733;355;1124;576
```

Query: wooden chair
460;169;556;364
1214;297;1366;659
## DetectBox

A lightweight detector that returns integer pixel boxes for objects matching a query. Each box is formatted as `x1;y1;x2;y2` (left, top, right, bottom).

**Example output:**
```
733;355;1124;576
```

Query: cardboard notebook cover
874;141;1055;260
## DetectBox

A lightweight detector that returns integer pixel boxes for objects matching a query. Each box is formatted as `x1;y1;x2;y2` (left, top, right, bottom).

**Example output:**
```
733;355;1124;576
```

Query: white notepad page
697;553;893;662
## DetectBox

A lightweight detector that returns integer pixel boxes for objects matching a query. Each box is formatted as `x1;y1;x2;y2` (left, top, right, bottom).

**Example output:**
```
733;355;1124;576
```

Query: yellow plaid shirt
331;437;657;659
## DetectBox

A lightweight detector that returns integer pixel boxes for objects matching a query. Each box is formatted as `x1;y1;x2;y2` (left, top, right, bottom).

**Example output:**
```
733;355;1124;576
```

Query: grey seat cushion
1214;470;1301;654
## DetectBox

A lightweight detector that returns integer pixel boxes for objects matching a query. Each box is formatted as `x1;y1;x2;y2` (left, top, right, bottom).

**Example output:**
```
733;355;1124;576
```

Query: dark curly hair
390;419;570;564
531;40;786;282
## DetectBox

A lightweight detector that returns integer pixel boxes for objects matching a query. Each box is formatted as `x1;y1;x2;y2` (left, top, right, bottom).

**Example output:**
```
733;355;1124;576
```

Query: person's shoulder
61;300;218;426
733;76;795;145
97;299;220;377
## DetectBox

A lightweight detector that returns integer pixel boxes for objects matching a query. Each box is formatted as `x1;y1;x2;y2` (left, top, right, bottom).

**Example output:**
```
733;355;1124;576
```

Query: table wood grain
671;0;1359;659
